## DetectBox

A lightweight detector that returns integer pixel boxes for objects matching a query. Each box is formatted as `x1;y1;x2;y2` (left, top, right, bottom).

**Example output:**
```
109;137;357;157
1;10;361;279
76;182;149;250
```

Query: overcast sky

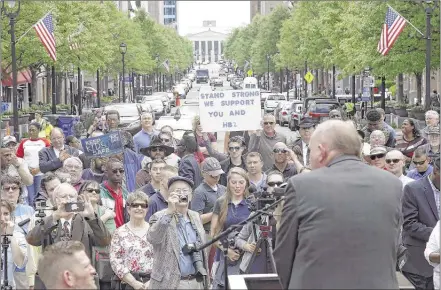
177;1;250;36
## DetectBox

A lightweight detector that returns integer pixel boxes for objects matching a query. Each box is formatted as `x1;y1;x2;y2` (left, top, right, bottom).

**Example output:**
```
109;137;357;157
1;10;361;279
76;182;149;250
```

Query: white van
242;77;259;89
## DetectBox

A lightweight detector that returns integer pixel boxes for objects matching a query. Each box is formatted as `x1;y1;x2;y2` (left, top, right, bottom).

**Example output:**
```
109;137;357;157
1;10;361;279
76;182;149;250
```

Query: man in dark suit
290;117;315;167
39;127;81;173
402;158;440;289
274;120;403;289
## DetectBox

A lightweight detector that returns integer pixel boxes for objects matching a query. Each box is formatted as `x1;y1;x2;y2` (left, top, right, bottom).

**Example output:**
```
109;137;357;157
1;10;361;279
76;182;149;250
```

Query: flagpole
16;9;53;44
387;4;425;37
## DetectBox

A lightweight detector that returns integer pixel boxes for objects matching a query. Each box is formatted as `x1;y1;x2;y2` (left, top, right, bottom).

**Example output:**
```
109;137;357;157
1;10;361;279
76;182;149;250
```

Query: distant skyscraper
164;0;177;28
250;0;288;22
149;1;164;24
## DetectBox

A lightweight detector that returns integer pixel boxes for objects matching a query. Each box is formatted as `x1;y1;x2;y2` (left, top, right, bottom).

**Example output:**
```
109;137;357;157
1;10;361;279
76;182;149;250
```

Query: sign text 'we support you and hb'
198;89;261;132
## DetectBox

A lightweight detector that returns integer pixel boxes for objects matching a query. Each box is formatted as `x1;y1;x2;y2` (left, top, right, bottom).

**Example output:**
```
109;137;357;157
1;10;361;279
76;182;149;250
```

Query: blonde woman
210;167;251;289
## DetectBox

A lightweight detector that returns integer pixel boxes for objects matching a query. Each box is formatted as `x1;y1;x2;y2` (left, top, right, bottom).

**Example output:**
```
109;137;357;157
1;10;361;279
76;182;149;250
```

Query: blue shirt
407;165;433;181
146;192;168;222
176;215;198;276
133;129;158;154
122;149;144;192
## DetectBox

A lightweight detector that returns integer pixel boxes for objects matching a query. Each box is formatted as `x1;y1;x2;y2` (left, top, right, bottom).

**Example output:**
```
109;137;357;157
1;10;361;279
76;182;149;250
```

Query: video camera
248;184;287;212
182;243;207;279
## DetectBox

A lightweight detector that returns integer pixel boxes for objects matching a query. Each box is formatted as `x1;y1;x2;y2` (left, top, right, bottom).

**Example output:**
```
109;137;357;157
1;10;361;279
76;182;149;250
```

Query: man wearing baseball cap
191;157;226;234
2;135;18;150
147;176;208;289
1;139;33;186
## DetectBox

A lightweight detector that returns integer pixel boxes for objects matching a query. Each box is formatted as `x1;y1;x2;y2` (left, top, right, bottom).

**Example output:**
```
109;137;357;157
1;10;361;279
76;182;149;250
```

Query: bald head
309;120;362;169
385;150;405;176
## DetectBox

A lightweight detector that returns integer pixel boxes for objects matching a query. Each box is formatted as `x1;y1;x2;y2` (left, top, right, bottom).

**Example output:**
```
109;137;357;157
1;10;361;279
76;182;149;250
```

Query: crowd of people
0;106;439;289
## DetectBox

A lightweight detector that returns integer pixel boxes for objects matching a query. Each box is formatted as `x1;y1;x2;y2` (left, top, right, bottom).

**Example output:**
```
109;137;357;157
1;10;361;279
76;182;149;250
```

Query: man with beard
81;157;108;184
99;158;129;228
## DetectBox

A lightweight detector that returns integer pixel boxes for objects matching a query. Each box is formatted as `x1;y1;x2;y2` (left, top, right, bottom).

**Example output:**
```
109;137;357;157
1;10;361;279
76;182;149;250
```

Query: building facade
164;0;177;27
148;1;164;24
186;29;229;63
250;0;287;21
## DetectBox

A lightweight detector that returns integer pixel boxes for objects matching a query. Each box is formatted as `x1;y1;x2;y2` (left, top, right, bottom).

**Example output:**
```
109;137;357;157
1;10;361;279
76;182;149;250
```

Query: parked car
151;92;171;113
284;101;303;130
305;99;341;124
143;99;165;119
274;101;290;125
264;94;287;114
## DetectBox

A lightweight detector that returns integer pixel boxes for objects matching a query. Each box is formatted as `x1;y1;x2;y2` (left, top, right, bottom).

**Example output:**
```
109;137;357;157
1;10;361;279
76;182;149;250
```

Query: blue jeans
26;175;42;208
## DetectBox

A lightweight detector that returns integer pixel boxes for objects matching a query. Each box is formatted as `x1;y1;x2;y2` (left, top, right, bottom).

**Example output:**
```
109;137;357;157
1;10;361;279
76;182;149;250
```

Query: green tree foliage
224;1;440;79
1;1;192;78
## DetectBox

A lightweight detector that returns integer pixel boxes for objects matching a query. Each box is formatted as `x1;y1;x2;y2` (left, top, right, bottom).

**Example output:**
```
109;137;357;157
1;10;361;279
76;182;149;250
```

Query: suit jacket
38;145;80;173
26;213;111;259
274;155;402;289
290;138;309;167
178;154;203;188
402;176;439;277
147;209;208;290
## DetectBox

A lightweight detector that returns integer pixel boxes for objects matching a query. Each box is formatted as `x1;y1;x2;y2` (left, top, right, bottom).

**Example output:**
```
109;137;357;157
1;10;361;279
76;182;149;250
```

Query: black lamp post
2;0;20;139
155;53;160;92
266;54;271;90
119;42;127;103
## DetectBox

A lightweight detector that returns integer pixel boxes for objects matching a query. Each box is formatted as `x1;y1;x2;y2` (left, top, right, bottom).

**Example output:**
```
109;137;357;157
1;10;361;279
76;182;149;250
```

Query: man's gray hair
425;110;439;119
63;157;83;167
53;183;77;198
50;127;65;137
312;120;362;157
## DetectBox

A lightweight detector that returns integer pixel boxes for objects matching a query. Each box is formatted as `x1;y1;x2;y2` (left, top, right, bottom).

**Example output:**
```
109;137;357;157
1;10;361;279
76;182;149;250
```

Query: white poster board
198;89;261;132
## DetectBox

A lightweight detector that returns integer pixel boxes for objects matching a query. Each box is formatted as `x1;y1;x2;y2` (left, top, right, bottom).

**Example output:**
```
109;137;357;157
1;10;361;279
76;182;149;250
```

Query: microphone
18;218;30;227
248;184;257;195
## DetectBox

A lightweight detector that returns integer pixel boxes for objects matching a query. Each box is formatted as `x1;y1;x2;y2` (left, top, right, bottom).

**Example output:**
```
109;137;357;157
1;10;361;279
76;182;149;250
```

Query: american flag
162;59;170;73
68;23;85;50
377;7;407;56
68;36;80;50
33;13;56;62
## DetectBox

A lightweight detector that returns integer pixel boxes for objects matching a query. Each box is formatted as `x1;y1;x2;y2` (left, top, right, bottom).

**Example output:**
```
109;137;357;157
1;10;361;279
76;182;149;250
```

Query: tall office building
115;1;148;18
164;0;177;29
148;1;164;24
250;0;287;22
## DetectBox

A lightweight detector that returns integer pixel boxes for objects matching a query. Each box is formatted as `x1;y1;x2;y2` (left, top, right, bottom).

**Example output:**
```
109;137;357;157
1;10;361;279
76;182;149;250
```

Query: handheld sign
198;89;261;132
81;131;124;157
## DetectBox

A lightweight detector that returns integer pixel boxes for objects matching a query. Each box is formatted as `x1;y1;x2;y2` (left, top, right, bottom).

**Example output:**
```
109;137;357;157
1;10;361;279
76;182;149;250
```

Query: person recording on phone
147;176;208;290
26;183;111;259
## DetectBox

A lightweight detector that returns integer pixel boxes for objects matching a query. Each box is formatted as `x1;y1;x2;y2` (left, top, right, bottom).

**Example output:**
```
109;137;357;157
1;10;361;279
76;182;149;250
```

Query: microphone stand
1;234;13;290
196;197;284;289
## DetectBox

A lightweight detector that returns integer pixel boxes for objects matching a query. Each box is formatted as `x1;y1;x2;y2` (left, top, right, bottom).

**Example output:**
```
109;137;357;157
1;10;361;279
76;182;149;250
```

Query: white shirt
302;141;309;166
425;221;440;290
399;175;415;189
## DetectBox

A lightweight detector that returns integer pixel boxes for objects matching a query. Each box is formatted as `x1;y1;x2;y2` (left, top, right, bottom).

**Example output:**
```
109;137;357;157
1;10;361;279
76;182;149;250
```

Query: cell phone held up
64;202;85;213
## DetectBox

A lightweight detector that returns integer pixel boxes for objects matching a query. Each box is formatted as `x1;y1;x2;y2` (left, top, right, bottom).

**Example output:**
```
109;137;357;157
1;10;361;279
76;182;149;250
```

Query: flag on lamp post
377;6;406;56
68;22;85;50
33;13;56;62
162;59;170;73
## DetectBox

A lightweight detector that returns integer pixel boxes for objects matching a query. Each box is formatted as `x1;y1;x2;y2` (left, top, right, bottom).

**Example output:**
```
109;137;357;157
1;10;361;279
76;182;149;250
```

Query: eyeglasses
414;160;427;165
267;181;283;187
173;189;191;195
85;188;99;194
160;138;170;143
386;159;400;164
263;122;275;125
370;154;385;160
229;146;241;151
329;115;340;119
273;148;288;154
151;147;165;152
112;169;125;174
129;203;148;209
2;186;19;191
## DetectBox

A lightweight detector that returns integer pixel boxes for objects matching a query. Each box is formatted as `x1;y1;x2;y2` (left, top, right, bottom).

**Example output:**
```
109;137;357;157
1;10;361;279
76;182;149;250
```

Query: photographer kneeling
235;171;283;275
147;176;208;290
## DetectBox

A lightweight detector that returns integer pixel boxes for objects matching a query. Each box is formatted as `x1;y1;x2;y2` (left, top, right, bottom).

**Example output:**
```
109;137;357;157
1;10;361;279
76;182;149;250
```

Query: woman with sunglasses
110;191;153;290
211;167;251;289
235;171;282;274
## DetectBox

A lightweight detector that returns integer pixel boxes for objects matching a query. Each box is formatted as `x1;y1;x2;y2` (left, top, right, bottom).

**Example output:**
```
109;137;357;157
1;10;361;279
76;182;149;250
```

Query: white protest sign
198;89;261;132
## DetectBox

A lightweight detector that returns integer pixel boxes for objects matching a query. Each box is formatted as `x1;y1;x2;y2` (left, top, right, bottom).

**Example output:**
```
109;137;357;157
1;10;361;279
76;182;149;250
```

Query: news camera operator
235;171;283;274
147;176;208;290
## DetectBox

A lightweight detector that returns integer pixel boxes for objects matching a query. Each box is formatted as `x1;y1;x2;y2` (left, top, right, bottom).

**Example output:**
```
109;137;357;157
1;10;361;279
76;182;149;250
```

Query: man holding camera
147;176;208;290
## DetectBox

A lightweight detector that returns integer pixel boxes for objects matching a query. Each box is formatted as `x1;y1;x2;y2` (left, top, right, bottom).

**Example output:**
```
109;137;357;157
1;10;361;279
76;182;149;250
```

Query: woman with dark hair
396;119;427;162
16;122;51;207
177;132;203;187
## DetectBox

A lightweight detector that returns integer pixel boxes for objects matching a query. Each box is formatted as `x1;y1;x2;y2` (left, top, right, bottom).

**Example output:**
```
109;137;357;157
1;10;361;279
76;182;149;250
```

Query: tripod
244;214;276;274
1;234;13;290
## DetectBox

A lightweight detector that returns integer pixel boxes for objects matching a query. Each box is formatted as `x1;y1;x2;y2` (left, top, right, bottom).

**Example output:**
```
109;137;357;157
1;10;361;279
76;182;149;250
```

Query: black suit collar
422;176;439;220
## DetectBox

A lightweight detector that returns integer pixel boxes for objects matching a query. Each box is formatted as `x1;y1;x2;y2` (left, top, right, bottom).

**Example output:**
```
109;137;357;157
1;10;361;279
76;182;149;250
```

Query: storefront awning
1;69;31;87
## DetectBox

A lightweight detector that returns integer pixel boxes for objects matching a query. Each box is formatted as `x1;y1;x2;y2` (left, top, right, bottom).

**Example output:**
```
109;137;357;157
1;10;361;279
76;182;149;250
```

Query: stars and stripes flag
377;6;406;56
68;23;85;50
33;13;56;62
162;59;170;73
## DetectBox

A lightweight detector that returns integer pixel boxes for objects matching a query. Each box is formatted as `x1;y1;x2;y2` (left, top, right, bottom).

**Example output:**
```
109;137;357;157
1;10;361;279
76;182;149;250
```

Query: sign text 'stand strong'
198;89;261;132
81;131;124;157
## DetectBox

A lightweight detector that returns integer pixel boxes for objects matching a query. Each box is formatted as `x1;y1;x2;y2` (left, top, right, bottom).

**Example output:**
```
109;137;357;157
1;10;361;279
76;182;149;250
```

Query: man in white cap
2;135;18;150
1;139;33;186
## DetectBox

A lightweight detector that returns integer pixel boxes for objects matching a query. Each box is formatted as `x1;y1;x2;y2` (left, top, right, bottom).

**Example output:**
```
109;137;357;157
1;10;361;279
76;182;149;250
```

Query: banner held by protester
81;131;123;157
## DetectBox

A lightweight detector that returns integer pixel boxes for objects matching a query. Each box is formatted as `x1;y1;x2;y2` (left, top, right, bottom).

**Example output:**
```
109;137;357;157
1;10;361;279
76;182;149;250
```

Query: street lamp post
2;0;21;139
266;54;270;91
119;42;127;103
155;53;160;92
424;2;433;110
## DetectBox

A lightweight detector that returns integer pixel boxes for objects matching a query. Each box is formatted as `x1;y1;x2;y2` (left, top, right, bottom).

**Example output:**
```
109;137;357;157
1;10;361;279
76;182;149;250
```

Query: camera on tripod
248;185;287;212
182;243;207;278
